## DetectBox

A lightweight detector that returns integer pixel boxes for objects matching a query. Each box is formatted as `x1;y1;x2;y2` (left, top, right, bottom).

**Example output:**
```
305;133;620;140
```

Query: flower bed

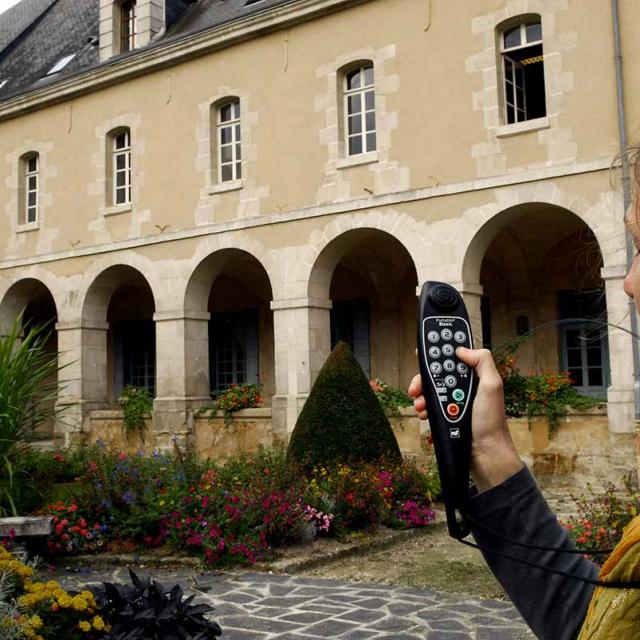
27;444;438;567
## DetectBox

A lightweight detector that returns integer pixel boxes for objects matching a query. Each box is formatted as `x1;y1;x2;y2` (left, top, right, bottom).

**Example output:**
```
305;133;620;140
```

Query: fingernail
456;346;468;354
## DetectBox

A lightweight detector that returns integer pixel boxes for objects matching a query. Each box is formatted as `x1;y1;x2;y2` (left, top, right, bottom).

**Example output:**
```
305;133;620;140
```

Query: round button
444;375;457;388
443;359;456;372
428;331;440;343
454;331;466;344
442;343;454;357
446;403;460;417
430;362;443;375
452;388;465;402
441;328;453;341
428;346;441;358
456;362;469;375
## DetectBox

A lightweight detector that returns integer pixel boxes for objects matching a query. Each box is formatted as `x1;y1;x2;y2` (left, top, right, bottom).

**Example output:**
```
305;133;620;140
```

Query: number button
442;343;454;357
428;331;440;343
428;346;441;358
444;375;457;388
441;328;453;341
454;331;467;344
443;359;456;372
456;362;469;375
430;362;443;375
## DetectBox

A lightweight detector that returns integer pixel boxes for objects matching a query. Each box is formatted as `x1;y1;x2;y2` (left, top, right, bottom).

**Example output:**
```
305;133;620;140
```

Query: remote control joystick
417;281;477;539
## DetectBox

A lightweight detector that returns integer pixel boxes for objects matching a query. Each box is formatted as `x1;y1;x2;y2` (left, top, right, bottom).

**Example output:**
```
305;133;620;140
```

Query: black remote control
417;281;477;539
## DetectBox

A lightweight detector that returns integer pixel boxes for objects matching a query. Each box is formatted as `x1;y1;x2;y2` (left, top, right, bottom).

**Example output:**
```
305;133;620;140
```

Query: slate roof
0;0;297;104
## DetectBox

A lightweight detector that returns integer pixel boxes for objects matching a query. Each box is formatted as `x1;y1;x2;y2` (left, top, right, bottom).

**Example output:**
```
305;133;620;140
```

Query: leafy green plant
118;385;153;438
369;378;413;416
207;383;262;426
92;570;222;639
0;314;67;515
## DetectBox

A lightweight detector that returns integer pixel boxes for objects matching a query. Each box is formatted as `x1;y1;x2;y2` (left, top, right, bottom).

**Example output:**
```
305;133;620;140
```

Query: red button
447;403;459;417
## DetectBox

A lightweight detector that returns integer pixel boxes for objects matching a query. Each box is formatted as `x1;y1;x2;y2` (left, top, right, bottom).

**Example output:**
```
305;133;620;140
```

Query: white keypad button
457;362;469;375
428;346;441;358
430;362;443;375
443;359;456;372
454;331;467;344
428;331;440;343
444;375;457;388
442;343;455;357
441;328;453;341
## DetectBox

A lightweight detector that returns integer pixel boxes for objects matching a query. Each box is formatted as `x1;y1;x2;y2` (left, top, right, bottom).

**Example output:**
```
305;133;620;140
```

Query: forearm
467;465;597;640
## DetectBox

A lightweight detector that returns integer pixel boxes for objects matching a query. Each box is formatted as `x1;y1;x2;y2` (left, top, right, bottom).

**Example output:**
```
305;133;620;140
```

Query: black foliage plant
287;341;402;471
92;570;222;640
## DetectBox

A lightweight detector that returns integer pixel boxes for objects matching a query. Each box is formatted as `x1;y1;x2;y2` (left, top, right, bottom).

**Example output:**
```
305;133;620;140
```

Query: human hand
408;347;522;492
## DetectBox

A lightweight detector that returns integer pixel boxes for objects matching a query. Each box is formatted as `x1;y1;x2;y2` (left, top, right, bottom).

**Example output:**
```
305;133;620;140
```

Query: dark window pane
348;115;362;135
116;187;126;204
221;127;231;145
220;104;232;122
588;368;603;387
363;65;374;86
115;133;127;149
348;94;362;114
221;164;233;182
236;143;241;160
349;136;362;155
365;111;376;132
27;192;36;206
232;101;240;119
504;27;521;49
587;347;603;367
28;175;37;190
235;124;241;140
221;145;233;163
347;68;361;90
366;132;376;151
506;104;515;124
27;157;37;172
236;162;242;179
526;22;542;43
566;330;580;349
116;171;126;187
569;368;583;386
365;90;375;110
567;349;581;368
116;154;126;170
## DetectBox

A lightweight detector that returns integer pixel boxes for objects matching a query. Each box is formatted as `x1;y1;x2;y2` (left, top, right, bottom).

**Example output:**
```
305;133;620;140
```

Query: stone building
0;0;638;478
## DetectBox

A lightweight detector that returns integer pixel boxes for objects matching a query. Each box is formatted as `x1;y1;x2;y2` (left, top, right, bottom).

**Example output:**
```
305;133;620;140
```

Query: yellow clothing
577;515;640;639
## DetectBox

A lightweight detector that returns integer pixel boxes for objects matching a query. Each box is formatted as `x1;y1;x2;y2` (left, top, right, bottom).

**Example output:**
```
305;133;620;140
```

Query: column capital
270;297;333;311
55;321;109;331
601;264;627;281
415;282;484;297
153;310;211;322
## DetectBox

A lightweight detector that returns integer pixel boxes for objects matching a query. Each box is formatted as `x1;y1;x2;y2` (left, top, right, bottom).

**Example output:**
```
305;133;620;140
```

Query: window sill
16;221;39;233
495;116;550;138
208;179;243;195
336;151;379;169
104;203;132;216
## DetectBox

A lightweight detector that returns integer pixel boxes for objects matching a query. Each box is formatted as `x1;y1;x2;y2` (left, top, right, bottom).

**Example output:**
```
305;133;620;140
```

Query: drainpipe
612;0;640;421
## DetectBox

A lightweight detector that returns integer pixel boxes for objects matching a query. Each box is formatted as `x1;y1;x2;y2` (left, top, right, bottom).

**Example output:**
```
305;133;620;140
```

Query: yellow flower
159;500;165;506
92;615;106;630
78;620;91;632
28;615;43;630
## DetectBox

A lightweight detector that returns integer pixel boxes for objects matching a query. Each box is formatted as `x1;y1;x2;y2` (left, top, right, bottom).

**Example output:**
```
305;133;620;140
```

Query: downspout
612;0;640;420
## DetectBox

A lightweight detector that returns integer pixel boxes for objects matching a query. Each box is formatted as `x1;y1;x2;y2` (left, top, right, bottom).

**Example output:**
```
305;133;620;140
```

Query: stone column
55;321;109;446
153;310;210;446
452;281;484;349
602;265;637;480
270;298;332;437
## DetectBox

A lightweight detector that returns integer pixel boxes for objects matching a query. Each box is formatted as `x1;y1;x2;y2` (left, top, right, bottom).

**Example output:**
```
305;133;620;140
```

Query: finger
408;373;423;398
413;394;427;413
456;347;502;384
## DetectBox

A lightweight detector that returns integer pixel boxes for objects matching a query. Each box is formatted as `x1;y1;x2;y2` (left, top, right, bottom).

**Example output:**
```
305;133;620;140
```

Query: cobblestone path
58;567;535;639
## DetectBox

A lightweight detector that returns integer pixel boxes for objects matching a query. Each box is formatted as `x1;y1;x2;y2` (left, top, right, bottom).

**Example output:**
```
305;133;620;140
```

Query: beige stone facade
1;0;639;482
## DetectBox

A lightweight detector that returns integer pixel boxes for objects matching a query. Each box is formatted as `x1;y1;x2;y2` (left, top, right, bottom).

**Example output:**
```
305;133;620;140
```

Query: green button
452;389;465;402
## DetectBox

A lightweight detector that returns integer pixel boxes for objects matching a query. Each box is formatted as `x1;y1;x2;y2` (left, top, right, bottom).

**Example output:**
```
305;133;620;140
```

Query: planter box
87;410;155;453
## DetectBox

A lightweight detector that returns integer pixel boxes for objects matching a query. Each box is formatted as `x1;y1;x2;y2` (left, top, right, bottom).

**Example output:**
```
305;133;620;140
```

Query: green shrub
287;341;402;471
118;386;153;438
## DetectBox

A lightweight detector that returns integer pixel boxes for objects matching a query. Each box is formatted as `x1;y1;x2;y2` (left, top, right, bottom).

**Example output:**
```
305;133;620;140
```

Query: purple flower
122;490;135;505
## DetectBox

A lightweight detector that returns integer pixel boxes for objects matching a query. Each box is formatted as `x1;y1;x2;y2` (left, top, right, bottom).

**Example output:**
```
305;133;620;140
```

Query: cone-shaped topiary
287;341;402;471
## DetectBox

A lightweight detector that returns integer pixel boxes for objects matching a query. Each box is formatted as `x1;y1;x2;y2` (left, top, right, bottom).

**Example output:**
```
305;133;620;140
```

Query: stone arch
184;247;275;400
308;226;419;388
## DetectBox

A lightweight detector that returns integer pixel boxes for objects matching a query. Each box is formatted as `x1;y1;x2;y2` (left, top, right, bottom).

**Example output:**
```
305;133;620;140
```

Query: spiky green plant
0;313;67;514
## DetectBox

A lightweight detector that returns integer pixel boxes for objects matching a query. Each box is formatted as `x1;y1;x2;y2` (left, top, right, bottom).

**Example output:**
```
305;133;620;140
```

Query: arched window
119;0;137;53
107;127;132;206
213;98;242;183
500;18;547;124
19;152;39;224
343;62;376;156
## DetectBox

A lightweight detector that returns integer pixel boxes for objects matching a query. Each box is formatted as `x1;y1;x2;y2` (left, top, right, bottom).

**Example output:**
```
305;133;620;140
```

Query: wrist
471;442;523;493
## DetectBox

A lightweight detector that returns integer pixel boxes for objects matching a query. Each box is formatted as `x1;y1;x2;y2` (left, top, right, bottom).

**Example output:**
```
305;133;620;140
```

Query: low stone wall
85;410;155;453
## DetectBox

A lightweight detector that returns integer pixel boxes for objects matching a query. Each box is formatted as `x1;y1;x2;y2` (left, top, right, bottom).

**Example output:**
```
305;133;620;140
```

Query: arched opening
83;265;156;402
310;229;418;388
466;204;608;398
186;249;274;401
0;279;58;437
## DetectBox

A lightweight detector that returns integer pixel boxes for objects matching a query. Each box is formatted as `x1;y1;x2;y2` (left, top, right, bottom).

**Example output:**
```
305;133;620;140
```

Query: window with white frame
500;19;547;124
217;100;241;183
112;129;131;206
120;0;137;53
344;63;376;156
22;153;39;224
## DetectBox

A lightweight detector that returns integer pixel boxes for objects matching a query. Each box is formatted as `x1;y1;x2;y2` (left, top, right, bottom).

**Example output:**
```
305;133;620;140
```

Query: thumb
456;347;502;383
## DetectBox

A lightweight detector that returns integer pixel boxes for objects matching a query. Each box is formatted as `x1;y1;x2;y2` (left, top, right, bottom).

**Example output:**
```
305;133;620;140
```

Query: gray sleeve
466;465;598;640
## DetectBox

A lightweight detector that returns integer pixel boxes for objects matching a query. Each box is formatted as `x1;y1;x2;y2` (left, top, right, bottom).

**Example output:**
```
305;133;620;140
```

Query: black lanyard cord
464;513;614;555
